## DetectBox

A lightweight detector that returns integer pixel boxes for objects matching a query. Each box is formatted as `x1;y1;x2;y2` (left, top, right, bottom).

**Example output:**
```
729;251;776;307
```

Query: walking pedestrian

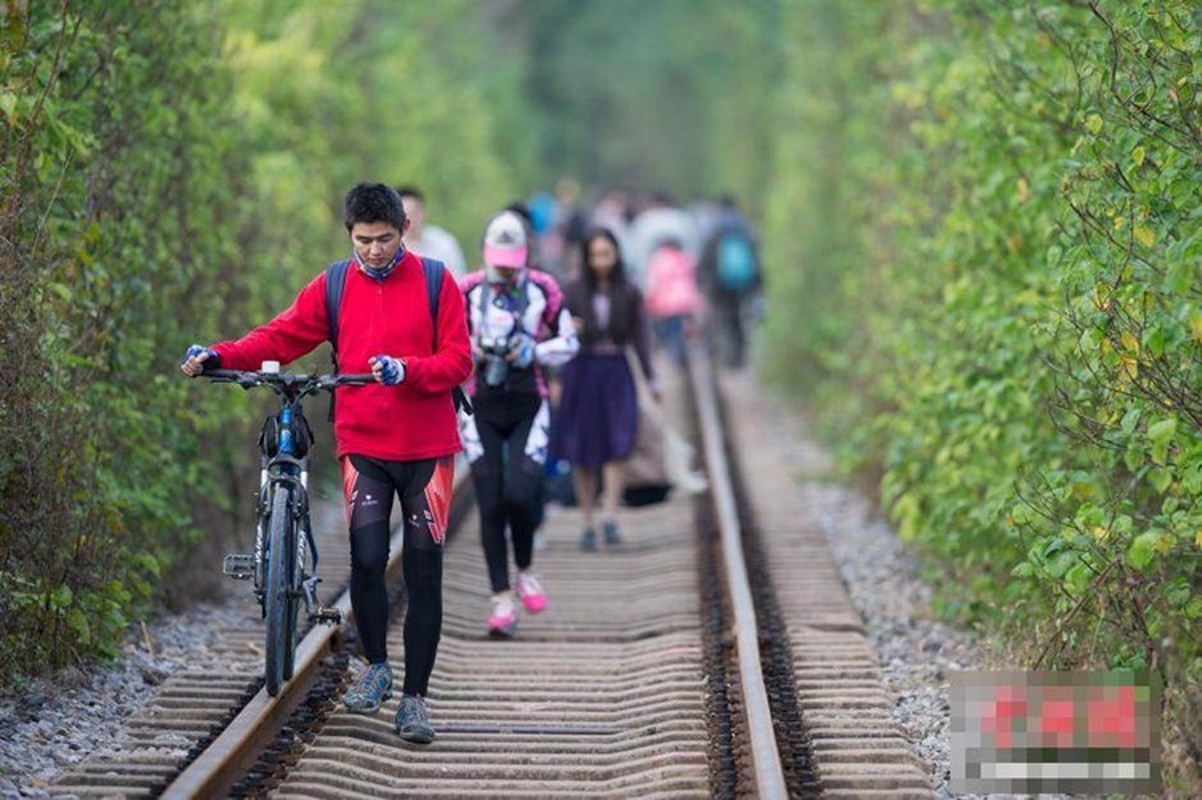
459;210;579;636
549;227;659;550
180;183;472;744
398;185;468;279
697;195;763;369
644;235;704;367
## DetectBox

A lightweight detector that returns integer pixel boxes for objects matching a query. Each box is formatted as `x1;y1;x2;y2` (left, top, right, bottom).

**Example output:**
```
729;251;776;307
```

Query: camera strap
477;278;531;341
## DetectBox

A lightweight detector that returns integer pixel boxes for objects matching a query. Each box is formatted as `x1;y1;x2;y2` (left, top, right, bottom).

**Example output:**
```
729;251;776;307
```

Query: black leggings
469;394;546;594
343;454;454;697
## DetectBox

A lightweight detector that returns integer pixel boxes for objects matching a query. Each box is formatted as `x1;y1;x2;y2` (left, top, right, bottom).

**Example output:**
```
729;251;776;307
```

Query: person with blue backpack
697;194;762;369
180;182;472;744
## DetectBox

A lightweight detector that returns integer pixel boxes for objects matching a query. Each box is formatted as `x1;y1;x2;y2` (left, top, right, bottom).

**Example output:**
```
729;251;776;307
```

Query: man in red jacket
180;183;472;744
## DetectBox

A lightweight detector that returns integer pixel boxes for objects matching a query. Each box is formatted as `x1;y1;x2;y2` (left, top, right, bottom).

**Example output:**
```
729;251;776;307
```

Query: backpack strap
420;257;473;416
421;256;443;329
323;259;352;422
324;259;352;362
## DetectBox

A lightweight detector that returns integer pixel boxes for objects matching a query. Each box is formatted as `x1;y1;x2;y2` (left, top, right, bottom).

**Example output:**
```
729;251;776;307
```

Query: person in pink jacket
643;236;704;366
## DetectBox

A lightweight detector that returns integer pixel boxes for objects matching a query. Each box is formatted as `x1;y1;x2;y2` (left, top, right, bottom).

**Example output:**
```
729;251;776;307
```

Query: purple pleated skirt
549;353;638;468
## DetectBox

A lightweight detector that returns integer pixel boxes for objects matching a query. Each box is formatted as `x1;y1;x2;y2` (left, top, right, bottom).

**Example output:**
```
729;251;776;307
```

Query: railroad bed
48;350;933;799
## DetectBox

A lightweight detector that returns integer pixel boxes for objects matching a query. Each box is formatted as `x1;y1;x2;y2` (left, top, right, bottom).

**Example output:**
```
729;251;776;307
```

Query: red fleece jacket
212;251;472;461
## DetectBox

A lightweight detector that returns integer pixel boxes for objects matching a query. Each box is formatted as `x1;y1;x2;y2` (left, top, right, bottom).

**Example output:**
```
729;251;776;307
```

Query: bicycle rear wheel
264;486;298;696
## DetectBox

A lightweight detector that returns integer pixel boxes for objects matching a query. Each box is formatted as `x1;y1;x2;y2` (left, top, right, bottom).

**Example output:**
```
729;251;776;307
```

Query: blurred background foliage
1;0;1198;787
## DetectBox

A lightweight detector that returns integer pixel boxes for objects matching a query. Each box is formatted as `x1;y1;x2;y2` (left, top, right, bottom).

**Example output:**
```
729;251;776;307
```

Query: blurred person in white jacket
397;185;467;279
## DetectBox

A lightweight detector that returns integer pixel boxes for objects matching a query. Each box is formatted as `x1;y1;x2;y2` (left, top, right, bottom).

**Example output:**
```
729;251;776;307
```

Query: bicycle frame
256;397;310;607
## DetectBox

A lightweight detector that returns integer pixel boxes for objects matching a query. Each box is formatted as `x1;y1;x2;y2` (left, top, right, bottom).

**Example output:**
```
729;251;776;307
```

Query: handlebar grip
203;369;248;380
335;373;377;384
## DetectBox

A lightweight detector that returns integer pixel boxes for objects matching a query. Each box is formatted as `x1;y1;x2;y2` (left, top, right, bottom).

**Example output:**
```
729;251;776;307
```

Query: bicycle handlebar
202;368;377;396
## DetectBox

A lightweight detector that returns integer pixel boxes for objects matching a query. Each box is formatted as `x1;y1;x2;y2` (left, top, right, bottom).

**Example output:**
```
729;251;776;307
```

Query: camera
479;334;513;387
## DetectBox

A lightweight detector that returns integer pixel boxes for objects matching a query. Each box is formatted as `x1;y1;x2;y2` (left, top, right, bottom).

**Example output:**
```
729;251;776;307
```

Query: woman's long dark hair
578;227;627;289
567;227;640;346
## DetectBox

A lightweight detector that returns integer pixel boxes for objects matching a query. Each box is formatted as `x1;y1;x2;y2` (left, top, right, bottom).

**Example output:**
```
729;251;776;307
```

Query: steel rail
688;343;789;799
161;463;471;800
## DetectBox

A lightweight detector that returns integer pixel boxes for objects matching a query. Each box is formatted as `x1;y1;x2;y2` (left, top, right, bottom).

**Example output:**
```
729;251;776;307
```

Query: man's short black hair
344;182;406;231
395;185;424;202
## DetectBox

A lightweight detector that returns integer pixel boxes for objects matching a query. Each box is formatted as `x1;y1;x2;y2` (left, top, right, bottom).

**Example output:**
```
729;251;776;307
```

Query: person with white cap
458;210;579;637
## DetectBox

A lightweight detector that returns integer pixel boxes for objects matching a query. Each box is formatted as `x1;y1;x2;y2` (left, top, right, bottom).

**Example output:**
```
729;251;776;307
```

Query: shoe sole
344;689;392;715
487;625;516;639
396;725;436;744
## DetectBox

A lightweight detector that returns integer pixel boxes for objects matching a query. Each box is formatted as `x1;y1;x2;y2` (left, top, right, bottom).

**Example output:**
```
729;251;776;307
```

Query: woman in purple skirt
550;228;659;550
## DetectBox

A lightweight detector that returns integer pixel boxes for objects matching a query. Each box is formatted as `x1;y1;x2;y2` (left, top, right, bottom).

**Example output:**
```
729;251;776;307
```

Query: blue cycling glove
371;354;405;385
182;344;219;367
510;334;536;369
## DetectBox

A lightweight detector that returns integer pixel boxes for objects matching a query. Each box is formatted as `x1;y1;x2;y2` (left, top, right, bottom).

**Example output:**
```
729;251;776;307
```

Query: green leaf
1046;551;1076;579
1064;561;1092;595
133;552;161;578
1147;417;1177;464
50;584;73;610
66;607;91;644
1125;441;1146;472
1147;467;1172;494
1126;531;1161;570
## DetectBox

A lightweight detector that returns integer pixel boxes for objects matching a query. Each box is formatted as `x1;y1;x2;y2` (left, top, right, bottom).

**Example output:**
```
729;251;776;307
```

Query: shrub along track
49;348;931;798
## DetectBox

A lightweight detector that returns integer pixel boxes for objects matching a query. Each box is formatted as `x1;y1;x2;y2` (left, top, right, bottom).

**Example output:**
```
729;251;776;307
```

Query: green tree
761;0;1201;787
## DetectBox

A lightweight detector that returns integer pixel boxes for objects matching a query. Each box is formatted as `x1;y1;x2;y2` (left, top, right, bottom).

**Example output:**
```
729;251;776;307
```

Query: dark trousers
342;454;454;697
469;393;546;593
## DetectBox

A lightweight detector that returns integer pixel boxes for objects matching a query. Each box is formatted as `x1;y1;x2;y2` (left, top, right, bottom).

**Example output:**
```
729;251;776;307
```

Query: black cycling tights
343;454;454;697
470;394;545;594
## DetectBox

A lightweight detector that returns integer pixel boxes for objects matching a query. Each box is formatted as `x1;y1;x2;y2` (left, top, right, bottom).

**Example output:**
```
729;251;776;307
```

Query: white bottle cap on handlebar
261;360;281;374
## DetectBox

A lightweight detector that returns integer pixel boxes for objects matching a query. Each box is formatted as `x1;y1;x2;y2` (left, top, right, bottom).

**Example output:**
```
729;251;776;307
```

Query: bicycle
205;364;375;696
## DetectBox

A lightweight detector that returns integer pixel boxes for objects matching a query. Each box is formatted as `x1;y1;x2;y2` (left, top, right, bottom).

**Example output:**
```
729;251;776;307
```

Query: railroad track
49;347;932;798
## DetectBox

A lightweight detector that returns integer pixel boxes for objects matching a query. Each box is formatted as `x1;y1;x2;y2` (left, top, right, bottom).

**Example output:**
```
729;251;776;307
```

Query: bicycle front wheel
264;486;298;696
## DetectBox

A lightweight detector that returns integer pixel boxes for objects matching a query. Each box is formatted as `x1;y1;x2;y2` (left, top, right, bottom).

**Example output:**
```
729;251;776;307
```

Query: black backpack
324;257;471;418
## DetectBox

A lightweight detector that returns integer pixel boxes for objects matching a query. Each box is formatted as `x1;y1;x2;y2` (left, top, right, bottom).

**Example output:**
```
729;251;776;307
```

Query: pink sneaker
515;572;548;614
487;595;518;638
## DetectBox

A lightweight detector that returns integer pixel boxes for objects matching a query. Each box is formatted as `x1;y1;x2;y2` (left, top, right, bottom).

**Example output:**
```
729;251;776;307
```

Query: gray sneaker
343;662;393;714
602;520;623;547
580;527;597;551
395;693;436;744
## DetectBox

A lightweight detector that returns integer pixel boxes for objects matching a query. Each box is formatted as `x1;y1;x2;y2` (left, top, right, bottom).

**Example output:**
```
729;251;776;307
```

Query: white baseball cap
482;211;528;269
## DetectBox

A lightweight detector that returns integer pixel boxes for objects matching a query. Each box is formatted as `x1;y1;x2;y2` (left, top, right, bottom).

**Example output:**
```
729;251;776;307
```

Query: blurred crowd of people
401;178;766;628
504;181;765;371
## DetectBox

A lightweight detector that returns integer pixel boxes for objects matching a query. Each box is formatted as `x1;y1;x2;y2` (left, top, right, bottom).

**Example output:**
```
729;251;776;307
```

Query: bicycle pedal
309;606;342;625
222;553;255;580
